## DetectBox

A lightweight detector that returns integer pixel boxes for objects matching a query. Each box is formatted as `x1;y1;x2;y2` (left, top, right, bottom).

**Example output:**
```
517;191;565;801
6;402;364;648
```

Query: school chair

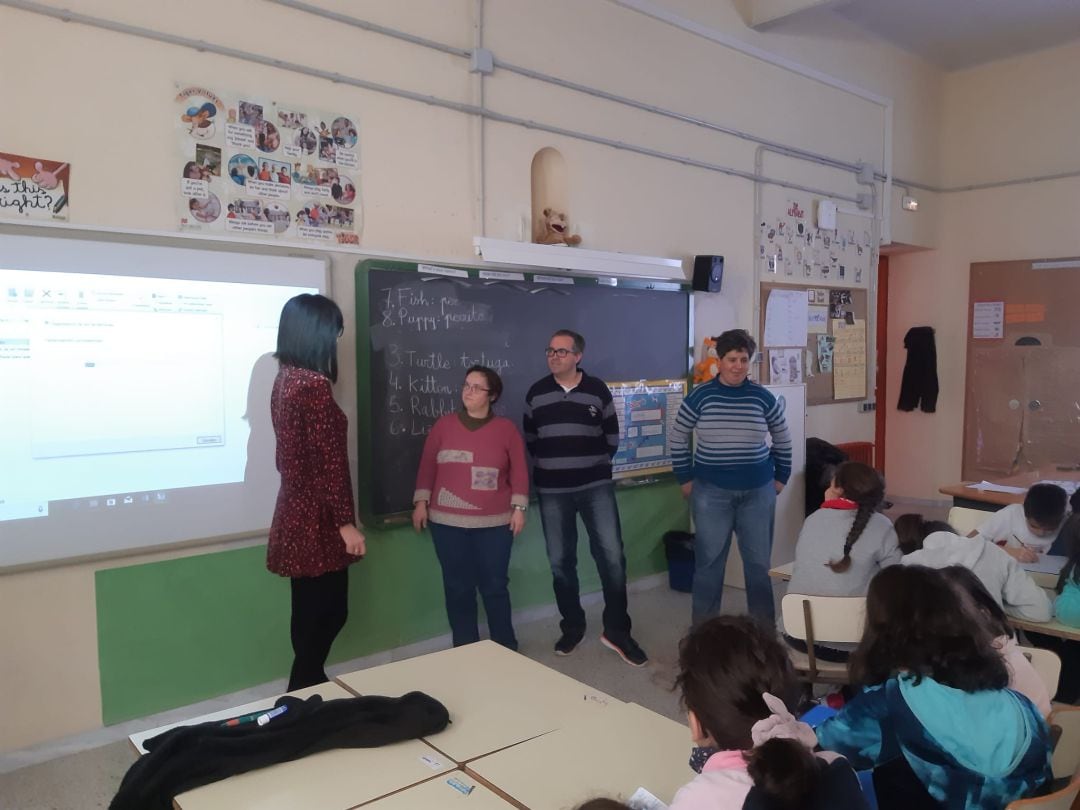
948;506;990;536
1019;645;1062;701
780;594;866;685
1004;782;1079;809
1049;706;1080;782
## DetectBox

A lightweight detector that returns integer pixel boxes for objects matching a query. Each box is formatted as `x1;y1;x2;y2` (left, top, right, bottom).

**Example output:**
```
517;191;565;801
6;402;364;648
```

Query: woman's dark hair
826;462;886;572
714;328;757;360
676;616;818;807
274;293;344;382
1055;512;1080;594
465;365;503;404
894;514;957;555
574;801;632;810
849;565;1009;691
939;565;1011;638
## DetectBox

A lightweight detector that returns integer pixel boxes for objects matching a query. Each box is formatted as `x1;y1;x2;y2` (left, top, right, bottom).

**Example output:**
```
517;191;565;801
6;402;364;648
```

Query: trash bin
663;530;695;593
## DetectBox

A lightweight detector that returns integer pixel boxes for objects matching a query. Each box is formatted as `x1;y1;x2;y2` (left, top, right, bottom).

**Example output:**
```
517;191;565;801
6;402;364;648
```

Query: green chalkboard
95;482;686;724
356;259;693;518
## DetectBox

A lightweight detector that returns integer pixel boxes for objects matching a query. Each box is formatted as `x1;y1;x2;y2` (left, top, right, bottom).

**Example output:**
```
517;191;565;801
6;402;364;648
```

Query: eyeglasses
461;383;491;394
545;347;578;358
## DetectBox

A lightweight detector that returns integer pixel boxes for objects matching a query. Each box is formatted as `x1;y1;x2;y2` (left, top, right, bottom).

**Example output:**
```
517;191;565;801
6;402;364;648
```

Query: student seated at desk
896;514;1052;623
1056;514;1080;627
969;483;1067;562
669;616;869;810
783;462;901;661
815;566;1052;810
1026;515;1080;705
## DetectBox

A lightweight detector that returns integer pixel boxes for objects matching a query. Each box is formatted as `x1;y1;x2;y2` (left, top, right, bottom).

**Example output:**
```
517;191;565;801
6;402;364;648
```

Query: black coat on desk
110;691;450;810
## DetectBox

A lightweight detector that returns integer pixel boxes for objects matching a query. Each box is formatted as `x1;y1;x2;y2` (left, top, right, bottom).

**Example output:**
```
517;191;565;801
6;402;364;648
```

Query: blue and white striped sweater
670;378;792;490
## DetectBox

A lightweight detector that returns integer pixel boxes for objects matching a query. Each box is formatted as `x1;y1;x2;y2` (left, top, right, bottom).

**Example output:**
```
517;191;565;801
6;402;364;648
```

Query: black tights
288;568;348;691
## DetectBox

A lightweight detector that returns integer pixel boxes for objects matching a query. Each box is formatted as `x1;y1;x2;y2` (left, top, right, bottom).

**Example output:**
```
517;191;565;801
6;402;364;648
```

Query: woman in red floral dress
269;293;366;690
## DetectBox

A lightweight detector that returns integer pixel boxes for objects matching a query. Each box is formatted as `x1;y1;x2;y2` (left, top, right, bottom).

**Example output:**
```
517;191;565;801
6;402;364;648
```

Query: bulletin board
759;282;869;406
962;257;1080;480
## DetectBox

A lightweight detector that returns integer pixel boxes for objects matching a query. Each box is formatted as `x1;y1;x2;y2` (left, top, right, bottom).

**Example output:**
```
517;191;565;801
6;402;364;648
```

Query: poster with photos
757;192;874;286
175;85;360;244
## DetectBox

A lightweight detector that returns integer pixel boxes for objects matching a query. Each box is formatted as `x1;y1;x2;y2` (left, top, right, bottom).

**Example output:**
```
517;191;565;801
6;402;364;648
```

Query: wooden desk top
336;640;622;763
769;561;793;581
1012;616;1080;642
940;471;1080;506
361;770;515;809
466;702;691;810
174;738;453;810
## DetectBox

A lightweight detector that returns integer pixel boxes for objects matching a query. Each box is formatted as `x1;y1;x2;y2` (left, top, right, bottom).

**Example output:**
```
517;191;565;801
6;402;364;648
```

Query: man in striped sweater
670;329;792;626
523;329;647;667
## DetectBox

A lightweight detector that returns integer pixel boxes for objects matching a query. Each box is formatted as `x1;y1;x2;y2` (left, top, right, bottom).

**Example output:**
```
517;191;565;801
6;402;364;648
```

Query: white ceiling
831;0;1080;70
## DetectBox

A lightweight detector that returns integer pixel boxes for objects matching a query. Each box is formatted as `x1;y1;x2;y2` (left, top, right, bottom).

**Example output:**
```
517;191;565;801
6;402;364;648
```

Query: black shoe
600;634;648;667
554;631;584;656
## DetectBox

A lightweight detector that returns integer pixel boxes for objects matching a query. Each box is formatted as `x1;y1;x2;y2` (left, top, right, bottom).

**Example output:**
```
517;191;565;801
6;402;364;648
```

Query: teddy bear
533;207;582;246
692;337;720;383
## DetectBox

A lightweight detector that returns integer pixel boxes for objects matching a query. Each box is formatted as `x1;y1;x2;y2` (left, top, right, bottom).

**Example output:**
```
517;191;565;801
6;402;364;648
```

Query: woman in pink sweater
412;365;529;650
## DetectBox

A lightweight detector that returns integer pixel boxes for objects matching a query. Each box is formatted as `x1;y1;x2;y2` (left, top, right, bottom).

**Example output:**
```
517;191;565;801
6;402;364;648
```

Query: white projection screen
0;232;328;568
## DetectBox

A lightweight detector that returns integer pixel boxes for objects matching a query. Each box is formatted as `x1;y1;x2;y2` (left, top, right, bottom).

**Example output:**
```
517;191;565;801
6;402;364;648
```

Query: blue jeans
690;479;777;625
429;522;517;650
537;482;632;641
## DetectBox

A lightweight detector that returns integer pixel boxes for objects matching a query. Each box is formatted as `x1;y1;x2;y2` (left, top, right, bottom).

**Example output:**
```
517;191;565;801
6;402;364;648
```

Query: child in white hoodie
669;616;869;810
895;514;1051;622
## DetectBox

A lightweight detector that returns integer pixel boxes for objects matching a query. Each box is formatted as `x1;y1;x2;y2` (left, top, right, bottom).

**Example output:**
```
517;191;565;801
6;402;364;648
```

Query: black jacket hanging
897;326;939;413
110;691;450;810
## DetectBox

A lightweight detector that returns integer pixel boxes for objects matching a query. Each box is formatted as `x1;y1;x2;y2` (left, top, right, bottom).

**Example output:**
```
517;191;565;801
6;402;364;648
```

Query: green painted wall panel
96;482;686;724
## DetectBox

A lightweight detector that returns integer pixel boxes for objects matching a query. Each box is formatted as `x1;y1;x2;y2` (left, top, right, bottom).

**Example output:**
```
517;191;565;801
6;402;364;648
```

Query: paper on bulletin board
807;306;829;333
769;349;803;384
817;334;835;372
972;301;1004;338
832;318;866;399
764;288;808;347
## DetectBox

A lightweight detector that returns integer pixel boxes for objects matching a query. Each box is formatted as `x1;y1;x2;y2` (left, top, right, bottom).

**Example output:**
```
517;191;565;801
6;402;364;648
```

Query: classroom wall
0;0;944;751
884;39;1080;500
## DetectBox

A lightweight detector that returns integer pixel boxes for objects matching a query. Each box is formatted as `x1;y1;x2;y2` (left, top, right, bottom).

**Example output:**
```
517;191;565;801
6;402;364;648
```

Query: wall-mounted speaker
692;255;724;292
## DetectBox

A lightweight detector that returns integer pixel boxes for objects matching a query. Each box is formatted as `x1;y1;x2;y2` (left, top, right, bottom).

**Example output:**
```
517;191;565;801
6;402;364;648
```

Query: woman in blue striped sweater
670;329;792;625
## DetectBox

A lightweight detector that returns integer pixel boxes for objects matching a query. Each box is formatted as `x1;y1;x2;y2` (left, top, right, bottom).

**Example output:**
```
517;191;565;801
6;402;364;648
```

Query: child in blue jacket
815;565;1051;810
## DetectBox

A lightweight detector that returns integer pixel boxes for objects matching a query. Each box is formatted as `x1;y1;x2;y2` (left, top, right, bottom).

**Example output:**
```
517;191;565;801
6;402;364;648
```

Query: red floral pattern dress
267;365;357;578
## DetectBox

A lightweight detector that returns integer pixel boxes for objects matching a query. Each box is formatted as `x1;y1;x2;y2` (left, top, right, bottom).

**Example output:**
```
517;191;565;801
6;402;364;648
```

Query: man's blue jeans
690;479;777;625
430;522;517;650
537;482;632;641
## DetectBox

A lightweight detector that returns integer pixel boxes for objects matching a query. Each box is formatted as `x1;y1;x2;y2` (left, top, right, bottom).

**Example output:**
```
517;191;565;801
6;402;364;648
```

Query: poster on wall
609;379;687;477
175;85;361;245
758;193;873;286
0;152;70;221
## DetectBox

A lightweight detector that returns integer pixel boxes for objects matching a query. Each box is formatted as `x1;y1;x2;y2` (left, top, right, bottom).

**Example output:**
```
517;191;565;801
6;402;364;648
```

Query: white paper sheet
965;480;1028;495
764;289;808;347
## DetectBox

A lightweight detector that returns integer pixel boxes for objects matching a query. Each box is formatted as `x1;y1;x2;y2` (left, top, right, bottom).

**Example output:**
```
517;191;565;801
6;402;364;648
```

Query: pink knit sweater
413;413;529;528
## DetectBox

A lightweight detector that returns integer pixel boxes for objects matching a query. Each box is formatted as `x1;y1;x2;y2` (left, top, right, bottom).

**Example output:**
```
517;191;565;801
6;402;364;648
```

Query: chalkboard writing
359;262;691;517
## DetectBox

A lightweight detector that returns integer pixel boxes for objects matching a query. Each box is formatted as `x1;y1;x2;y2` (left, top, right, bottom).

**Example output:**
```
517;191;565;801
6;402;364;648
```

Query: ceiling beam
735;0;851;29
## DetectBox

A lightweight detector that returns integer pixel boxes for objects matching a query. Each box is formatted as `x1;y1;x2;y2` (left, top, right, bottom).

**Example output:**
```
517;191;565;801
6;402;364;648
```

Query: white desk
336;640;622;763
129;682;456;810
362;770;516;809
467;702;691;810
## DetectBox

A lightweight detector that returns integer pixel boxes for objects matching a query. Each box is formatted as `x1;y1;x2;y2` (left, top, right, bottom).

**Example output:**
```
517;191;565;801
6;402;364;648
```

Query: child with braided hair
782;461;901;660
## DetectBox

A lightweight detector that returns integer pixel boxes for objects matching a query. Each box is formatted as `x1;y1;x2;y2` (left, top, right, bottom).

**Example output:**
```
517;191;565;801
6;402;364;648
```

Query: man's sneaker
554;631;584;656
600;634;648;667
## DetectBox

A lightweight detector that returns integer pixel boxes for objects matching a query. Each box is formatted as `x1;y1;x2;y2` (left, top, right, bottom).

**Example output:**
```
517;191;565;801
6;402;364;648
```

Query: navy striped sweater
523;371;619;494
670;378;792;490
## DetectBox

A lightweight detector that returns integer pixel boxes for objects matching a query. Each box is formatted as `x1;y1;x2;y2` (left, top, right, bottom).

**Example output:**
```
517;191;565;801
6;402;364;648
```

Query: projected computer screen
0;233;327;567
